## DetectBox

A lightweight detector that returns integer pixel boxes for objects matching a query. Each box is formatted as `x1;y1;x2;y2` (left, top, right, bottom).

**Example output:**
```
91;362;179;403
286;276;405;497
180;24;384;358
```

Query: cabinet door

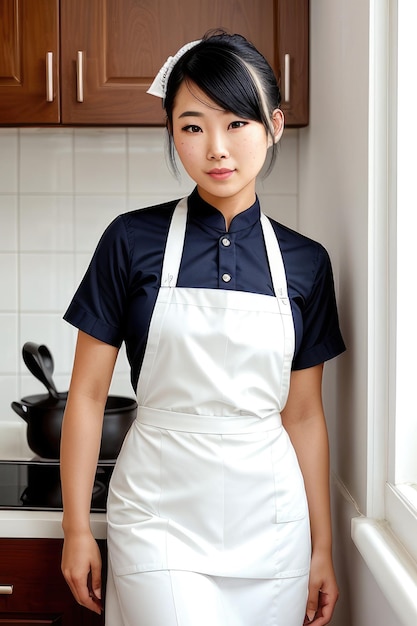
61;0;305;126
0;539;104;626
277;0;309;127
0;0;60;124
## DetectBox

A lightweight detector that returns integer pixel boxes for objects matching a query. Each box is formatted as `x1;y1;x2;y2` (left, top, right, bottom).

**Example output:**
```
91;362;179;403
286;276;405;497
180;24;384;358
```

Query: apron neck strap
161;197;188;286
260;213;289;298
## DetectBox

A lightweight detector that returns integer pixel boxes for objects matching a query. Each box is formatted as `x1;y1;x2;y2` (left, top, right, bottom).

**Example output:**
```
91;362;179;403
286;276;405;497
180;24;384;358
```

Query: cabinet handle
76;51;84;102
284;53;290;103
0;585;13;595
46;52;53;102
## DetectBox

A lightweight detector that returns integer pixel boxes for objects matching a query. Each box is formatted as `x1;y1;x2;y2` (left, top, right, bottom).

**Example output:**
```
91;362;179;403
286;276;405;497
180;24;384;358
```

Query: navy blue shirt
64;188;345;391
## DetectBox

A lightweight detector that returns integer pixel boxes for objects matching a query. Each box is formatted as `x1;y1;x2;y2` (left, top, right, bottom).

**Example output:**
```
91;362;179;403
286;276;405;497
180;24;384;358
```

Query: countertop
0;421;107;539
0;509;107;539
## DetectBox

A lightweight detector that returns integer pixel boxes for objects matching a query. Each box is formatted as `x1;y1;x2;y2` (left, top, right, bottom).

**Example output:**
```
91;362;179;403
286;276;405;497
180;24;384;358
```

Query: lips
207;168;235;180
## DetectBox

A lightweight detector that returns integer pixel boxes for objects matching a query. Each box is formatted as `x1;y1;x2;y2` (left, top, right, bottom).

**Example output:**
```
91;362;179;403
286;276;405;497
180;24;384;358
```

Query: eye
229;121;248;130
182;124;202;133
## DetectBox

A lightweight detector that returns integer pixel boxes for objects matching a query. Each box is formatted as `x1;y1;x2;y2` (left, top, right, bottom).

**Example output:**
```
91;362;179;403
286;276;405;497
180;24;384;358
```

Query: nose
208;150;228;160
207;133;229;160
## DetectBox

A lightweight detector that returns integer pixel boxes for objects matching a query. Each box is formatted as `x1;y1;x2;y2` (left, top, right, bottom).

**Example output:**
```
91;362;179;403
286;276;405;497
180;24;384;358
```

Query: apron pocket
275;507;306;524
270;430;311;576
270;429;309;524
273;508;311;576
107;521;168;577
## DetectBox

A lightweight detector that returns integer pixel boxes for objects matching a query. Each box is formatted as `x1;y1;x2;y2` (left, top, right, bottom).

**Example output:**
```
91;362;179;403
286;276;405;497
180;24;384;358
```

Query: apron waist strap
136;406;282;434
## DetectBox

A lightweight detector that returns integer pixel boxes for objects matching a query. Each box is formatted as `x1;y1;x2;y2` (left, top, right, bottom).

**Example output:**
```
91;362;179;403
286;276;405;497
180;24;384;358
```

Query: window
351;4;417;621
385;0;417;562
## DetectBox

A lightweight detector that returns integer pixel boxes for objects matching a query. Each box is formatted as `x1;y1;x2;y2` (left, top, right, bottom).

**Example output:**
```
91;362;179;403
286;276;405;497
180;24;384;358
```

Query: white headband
147;40;202;100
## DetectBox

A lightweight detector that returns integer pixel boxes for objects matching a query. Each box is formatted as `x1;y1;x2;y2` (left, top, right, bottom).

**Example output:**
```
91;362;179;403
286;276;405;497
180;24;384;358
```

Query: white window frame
351;1;417;622
384;0;417;560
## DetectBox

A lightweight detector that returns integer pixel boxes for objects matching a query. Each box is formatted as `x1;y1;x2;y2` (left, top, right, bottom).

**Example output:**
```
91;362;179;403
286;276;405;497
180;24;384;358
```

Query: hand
61;531;103;614
303;549;339;625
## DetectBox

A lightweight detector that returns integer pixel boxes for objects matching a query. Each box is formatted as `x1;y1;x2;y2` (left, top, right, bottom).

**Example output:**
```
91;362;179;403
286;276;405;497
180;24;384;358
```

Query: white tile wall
0;126;299;424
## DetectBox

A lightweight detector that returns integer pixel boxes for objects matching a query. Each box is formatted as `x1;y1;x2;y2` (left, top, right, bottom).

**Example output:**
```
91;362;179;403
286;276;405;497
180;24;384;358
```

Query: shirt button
222;273;232;283
221;237;231;247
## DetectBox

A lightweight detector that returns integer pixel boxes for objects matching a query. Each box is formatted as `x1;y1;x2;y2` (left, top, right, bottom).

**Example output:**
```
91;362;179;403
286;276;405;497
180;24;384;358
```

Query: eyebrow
178;111;205;119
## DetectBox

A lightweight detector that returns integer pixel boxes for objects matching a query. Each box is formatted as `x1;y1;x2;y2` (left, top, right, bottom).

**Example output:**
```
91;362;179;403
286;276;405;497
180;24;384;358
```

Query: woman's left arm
281;364;339;625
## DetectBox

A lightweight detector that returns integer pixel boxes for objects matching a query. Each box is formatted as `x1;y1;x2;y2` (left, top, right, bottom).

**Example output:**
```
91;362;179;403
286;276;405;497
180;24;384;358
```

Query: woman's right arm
60;330;119;614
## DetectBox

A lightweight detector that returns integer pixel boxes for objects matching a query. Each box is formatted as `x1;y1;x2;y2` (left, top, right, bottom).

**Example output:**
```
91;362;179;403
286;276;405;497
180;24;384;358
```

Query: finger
65;570;102;614
72;572;93;604
92;578;102;601
305;583;320;622
309;590;338;626
61;568;83;605
88;566;103;604
76;579;103;614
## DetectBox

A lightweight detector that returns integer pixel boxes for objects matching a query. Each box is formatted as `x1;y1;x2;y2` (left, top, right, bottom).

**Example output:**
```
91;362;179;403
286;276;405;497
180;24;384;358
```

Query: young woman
60;32;345;626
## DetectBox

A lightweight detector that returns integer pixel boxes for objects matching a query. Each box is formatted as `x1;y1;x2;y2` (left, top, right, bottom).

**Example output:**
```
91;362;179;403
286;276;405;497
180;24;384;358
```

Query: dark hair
164;32;282;175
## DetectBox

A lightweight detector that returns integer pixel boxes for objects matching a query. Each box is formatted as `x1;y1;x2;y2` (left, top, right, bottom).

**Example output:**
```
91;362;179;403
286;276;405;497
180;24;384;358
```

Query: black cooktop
0;459;114;512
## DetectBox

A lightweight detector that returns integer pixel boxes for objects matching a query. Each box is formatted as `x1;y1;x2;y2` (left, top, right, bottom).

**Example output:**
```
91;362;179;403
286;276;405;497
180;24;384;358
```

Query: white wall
298;1;400;624
0;126;299;422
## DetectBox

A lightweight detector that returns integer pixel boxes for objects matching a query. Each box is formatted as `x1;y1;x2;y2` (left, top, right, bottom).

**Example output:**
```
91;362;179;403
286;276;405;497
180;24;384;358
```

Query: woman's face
171;80;283;211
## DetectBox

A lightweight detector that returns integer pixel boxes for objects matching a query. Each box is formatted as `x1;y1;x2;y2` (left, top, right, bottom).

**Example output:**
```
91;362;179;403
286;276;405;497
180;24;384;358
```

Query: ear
271;108;284;144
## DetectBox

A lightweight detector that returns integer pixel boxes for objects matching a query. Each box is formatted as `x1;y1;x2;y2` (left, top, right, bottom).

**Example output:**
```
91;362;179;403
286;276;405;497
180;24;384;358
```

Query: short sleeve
291;244;345;370
64;215;131;347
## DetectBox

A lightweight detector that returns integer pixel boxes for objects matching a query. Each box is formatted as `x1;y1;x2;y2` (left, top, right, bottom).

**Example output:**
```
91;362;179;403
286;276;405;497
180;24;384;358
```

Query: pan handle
11;401;29;423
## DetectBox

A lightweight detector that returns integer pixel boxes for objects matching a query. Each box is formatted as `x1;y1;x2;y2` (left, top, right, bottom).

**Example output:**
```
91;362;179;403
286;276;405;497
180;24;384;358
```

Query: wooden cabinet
0;0;308;127
0;539;105;626
0;0;60;124
277;0;309;126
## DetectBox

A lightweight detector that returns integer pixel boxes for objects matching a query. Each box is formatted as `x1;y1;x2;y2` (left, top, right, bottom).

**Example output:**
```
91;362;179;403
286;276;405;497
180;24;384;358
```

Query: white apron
106;197;311;624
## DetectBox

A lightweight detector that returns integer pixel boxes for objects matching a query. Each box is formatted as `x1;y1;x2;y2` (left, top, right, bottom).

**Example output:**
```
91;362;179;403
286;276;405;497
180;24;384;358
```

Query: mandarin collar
187;187;261;233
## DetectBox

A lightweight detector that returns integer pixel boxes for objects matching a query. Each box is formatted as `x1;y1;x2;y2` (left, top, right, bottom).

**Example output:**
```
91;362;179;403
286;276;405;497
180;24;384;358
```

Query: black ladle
22;342;60;401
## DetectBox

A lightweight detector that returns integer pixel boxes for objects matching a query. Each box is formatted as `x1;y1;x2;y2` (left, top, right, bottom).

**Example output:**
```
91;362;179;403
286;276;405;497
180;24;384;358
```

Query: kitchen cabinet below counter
0;537;106;625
